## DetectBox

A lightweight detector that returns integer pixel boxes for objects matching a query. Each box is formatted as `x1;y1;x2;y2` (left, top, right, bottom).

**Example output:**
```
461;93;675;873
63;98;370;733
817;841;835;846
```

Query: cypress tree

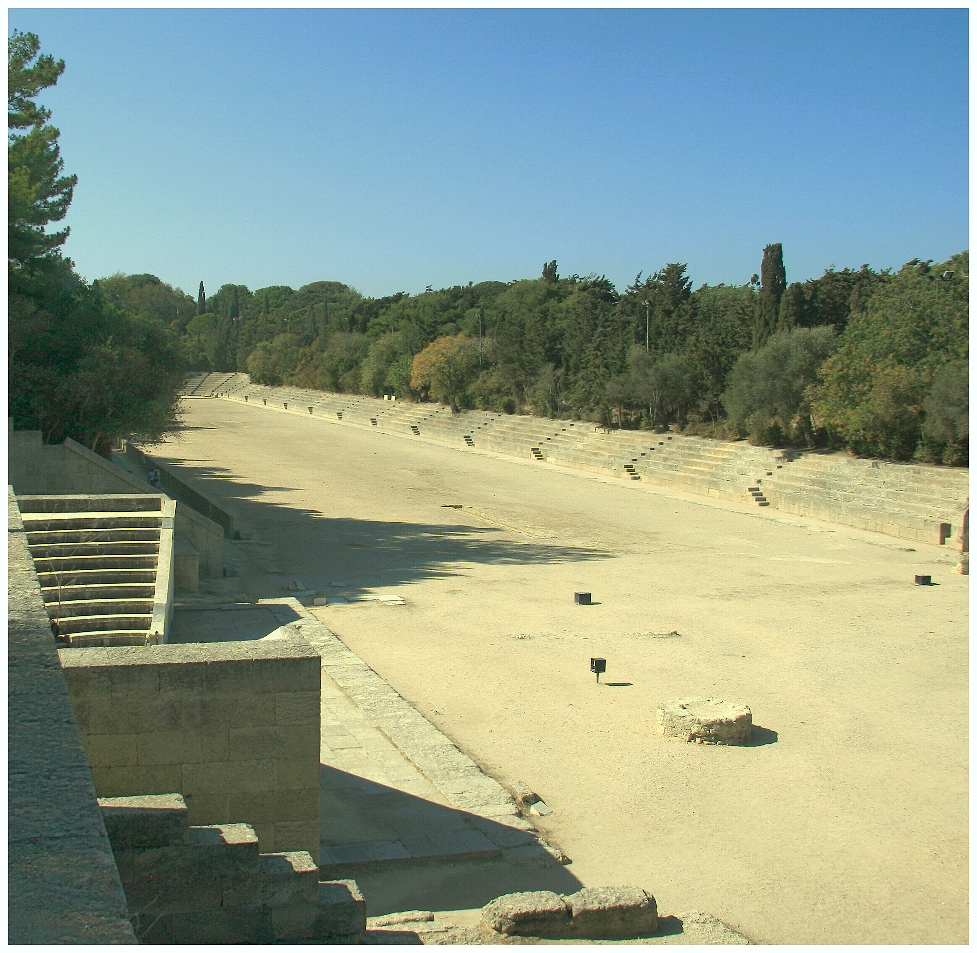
778;281;805;331
197;281;206;315
230;286;239;320
755;243;786;347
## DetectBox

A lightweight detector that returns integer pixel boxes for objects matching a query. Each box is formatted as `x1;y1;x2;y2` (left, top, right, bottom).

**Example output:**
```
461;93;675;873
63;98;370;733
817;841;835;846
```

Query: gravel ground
153;398;969;945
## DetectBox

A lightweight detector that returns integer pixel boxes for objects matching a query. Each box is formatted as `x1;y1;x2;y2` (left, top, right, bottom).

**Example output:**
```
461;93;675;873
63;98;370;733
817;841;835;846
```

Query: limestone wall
7;488;137;944
59;637;321;862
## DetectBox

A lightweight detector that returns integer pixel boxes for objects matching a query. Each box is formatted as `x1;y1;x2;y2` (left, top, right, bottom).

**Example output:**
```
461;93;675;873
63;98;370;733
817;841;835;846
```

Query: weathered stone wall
8;487;137;943
59;636;321;862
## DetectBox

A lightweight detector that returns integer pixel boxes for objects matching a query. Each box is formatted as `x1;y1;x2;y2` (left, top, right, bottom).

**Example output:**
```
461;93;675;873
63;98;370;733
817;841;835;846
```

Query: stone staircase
17;494;175;647
100;794;366;944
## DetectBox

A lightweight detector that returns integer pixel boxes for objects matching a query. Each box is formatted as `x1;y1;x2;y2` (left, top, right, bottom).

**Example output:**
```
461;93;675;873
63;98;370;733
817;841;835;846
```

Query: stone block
276;757;319;790
226;790;286;825
166;908;266;944
253;655;321;694
182;792;228;826
136;730;196;766
84;733;138;768
108;661;161;696
276;690;321;726
157;660;207;695
273;819;321;860
98;793;189;849
481;890;571;937
566;886;658;938
204;658;254;695
316;880;366;937
278;722;321;760
181;759;279;795
228;725;287;761
90;763;182;799
657;697;753;744
258;851;320;907
272;901;320;941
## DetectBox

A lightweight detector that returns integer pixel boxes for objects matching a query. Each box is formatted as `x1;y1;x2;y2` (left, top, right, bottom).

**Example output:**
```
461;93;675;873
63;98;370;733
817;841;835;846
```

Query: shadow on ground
158;461;612;600
319;764;581;916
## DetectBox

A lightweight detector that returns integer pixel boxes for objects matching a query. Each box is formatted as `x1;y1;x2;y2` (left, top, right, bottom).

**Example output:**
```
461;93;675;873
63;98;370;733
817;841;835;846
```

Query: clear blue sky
9;8;969;300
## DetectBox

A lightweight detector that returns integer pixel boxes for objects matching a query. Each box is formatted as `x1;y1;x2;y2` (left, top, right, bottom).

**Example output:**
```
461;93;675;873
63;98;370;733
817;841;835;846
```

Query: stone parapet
8;487;137;944
59;634;321;861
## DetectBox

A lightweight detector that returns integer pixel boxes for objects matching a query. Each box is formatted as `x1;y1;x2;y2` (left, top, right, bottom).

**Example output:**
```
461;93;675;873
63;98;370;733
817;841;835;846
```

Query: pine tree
197;281;206;314
754;243;787;348
8;31;77;270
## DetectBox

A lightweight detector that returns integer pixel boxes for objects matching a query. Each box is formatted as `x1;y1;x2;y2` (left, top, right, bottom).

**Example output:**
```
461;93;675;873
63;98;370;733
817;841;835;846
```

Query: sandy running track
153;397;968;944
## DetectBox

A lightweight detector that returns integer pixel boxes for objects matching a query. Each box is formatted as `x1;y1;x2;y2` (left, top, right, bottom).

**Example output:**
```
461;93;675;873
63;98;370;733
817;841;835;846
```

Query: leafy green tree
754;243;786;347
811;253;968;459
723;326;837;445
685;283;755;419
410;335;479;412
8;31;76;271
920;359;968;465
542;260;559;283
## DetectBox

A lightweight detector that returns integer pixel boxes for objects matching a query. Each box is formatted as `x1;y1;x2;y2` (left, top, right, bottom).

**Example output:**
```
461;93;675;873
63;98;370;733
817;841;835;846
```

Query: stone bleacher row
18;494;173;647
194;373;968;546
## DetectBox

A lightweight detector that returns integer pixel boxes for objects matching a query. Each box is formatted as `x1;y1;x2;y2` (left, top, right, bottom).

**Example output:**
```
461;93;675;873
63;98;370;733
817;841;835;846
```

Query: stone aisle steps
18;495;173;647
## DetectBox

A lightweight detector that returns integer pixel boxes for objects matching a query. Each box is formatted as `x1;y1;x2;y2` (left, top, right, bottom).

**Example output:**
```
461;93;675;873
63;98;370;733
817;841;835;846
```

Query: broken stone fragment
480;890;570;937
566;885;658;938
657;697;753;744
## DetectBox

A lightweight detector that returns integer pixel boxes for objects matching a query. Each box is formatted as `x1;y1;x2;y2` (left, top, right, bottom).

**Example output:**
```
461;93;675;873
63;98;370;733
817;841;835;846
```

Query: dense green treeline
108;244;966;464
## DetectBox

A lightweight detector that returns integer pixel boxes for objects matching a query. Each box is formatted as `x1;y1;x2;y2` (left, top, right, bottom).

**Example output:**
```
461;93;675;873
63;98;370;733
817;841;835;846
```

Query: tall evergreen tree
778;281;805;331
755;243;786;347
197;281;206;314
8;31;77;272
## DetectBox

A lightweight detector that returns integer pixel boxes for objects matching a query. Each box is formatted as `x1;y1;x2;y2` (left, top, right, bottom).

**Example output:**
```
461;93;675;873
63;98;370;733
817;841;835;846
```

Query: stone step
31;554;159;572
21;512;165;531
29;541;160;558
53;613;153;634
41;583;157;603
64;630;157;647
36;568;158;587
26;528;161;545
16;494;164;514
46;598;155;618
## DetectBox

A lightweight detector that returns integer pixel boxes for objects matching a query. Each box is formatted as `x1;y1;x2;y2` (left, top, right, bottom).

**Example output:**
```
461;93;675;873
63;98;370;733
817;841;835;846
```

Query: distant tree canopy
169;245;967;464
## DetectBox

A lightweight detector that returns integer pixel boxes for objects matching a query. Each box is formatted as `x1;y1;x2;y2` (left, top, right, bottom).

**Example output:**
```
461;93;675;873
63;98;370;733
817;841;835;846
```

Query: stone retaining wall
59;635;321;861
8;487;137;944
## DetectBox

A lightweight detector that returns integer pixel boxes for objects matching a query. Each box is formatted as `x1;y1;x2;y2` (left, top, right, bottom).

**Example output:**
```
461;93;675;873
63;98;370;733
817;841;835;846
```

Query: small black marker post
590;657;606;683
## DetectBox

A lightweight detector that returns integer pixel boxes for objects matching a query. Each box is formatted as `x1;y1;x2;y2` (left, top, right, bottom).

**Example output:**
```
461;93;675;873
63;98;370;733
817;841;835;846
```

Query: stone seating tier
18;495;175;646
200;379;967;545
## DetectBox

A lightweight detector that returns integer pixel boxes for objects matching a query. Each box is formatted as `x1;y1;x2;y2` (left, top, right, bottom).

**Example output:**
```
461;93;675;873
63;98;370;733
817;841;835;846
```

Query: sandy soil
153;397;968;944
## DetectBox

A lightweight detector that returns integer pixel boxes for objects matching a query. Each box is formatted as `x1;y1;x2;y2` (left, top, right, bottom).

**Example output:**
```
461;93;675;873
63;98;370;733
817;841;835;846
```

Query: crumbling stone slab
566;885;658;938
657;697;753;744
480;890;570;937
